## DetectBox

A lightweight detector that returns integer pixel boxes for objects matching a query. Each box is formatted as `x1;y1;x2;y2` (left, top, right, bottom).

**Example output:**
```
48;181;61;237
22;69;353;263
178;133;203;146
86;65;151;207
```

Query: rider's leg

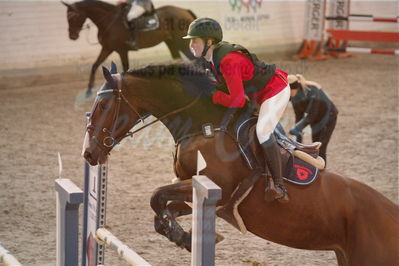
126;4;146;49
127;3;145;21
257;84;290;202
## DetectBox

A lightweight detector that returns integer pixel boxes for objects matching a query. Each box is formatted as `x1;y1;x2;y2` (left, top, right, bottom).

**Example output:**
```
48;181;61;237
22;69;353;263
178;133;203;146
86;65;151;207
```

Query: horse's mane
74;0;116;11
125;61;216;98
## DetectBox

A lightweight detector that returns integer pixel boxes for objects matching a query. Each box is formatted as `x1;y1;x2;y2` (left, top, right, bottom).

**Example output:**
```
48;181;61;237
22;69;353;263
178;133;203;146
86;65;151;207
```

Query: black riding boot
126;20;139;50
261;135;289;203
126;30;139;50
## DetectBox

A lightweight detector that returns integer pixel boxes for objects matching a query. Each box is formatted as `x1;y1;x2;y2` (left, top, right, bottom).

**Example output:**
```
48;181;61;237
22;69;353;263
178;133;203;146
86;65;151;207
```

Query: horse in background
62;0;196;94
82;62;399;266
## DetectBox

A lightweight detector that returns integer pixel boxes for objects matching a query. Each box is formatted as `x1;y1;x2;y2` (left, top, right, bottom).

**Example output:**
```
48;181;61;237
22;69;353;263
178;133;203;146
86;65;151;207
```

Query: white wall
0;0;397;71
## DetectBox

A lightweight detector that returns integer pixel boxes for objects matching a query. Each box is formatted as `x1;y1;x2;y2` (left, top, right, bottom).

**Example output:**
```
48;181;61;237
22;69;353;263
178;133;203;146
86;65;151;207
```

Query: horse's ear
102;66;113;83
110;61;117;74
61;1;70;7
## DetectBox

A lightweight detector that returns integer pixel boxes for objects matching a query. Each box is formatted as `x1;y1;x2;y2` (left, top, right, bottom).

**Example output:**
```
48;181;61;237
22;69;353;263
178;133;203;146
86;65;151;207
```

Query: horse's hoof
216;232;225;244
177;232;192;252
86;89;93;98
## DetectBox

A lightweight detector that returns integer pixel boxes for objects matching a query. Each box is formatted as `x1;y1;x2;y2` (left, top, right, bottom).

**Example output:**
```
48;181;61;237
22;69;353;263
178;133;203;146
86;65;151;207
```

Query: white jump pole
0;243;22;266
96;228;151;266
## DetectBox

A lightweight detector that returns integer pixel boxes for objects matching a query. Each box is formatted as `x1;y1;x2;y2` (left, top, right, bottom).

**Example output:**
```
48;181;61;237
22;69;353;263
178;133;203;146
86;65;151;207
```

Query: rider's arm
212;53;253;108
290;89;318;135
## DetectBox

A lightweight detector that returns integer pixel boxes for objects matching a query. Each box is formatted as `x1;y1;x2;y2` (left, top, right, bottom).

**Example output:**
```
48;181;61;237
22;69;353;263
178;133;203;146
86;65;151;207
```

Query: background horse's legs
117;49;129;72
164;40;182;59
150;180;193;251
87;48;112;95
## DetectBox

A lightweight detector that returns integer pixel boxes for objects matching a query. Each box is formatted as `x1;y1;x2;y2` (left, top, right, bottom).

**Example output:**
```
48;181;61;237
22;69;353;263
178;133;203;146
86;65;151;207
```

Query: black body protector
211;41;277;94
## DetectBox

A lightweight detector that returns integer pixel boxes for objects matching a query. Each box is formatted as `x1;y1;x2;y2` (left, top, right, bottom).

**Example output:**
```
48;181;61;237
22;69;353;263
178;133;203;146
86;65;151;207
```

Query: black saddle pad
236;117;319;186
283;156;319;185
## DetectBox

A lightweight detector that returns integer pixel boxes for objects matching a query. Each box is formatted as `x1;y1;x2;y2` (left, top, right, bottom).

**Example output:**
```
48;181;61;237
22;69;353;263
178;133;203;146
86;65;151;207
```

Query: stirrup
264;177;289;203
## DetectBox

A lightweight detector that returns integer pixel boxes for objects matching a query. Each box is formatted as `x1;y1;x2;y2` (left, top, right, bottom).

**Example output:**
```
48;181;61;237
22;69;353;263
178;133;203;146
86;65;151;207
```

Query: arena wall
0;0;397;72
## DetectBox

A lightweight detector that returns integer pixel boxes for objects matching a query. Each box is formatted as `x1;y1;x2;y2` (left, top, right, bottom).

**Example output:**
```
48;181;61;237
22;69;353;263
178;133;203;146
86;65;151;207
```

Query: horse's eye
100;103;109;111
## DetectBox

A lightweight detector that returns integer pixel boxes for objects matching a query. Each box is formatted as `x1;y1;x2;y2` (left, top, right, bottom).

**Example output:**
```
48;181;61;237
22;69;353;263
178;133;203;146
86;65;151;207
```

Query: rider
183;18;290;202
119;0;153;49
288;74;338;165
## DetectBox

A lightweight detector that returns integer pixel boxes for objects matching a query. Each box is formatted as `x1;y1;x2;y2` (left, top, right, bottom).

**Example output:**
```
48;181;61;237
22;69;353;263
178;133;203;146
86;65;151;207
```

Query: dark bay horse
63;0;196;94
82;62;399;266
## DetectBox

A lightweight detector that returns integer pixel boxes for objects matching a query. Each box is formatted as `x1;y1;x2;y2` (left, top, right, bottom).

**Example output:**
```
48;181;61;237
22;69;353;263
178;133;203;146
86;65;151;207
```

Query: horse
62;0;196;95
81;62;399;266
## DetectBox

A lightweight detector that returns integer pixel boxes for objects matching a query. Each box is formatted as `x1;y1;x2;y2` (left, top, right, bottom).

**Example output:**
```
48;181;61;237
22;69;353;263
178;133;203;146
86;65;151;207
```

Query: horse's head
62;1;86;40
82;62;142;165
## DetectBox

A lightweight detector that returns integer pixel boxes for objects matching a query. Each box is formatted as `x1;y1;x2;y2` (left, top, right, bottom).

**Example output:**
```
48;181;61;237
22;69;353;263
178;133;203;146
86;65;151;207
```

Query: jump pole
0;243;22;266
326;14;399;23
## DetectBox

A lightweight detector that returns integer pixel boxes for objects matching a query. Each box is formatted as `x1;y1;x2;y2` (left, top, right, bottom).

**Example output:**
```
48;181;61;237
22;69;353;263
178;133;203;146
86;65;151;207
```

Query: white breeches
256;85;290;143
127;4;146;21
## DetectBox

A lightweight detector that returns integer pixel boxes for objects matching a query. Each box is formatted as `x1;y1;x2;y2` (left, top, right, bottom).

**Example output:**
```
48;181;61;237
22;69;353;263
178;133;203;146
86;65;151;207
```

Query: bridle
87;73;201;150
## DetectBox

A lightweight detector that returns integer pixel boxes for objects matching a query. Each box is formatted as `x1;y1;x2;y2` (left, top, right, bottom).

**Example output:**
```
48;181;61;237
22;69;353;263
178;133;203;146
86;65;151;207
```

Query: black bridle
87;73;201;150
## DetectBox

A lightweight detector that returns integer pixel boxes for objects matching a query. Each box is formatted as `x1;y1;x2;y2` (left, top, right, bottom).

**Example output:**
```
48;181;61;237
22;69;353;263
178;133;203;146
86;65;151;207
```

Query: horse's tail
187;9;197;20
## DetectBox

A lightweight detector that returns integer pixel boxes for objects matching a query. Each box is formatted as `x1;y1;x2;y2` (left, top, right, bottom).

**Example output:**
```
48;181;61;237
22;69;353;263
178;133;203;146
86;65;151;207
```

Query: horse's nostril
83;151;91;160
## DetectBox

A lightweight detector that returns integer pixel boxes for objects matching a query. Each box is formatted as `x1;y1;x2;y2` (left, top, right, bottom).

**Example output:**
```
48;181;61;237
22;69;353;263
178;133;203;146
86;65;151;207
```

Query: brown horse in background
82;62;399;266
62;0;196;94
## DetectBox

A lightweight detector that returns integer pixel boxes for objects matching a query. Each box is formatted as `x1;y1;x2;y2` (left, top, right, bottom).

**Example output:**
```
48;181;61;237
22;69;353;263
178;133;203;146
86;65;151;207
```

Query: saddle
122;4;159;32
236;117;324;185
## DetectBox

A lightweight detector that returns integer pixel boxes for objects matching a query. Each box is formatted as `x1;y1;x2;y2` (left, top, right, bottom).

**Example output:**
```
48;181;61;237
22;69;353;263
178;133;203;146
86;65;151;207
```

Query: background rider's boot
261;135;289;203
126;26;139;50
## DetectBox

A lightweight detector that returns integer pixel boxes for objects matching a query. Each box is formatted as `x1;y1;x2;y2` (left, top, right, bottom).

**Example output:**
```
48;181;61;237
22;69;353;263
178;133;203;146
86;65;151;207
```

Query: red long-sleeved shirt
212;52;288;107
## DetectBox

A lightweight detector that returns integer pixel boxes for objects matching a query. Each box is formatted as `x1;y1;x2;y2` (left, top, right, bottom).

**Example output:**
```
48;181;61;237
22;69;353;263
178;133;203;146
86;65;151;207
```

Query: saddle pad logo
295;164;313;180
284;157;319;186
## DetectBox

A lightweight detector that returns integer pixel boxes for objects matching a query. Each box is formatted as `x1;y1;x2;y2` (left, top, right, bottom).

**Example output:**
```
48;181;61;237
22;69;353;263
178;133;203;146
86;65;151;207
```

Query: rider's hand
289;127;302;141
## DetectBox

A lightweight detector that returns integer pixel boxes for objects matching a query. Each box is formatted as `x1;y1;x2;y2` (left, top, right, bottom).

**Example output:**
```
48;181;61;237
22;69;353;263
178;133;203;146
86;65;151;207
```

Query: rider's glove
289;127;302;142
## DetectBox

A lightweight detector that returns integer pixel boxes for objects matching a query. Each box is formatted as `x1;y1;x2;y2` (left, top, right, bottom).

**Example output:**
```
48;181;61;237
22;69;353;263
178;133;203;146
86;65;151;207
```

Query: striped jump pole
326;29;399;56
328;47;399;55
326;14;399;23
0;243;22;266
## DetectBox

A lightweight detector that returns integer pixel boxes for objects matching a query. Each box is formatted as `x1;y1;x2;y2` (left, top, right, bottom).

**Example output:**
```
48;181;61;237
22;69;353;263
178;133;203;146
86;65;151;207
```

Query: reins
123;96;201;138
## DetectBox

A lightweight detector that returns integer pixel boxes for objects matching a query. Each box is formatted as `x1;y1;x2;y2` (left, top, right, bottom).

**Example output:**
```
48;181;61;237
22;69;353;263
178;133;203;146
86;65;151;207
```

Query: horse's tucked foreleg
167;200;192;218
150;180;193;251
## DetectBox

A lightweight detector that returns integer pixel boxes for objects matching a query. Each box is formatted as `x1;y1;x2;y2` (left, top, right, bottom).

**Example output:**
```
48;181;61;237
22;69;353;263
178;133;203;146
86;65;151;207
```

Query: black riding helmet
183;17;223;57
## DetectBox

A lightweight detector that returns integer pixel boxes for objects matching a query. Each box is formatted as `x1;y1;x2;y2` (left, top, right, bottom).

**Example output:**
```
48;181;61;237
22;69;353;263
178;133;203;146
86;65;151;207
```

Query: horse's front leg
117;49;129;72
87;48;112;95
150;179;193;251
